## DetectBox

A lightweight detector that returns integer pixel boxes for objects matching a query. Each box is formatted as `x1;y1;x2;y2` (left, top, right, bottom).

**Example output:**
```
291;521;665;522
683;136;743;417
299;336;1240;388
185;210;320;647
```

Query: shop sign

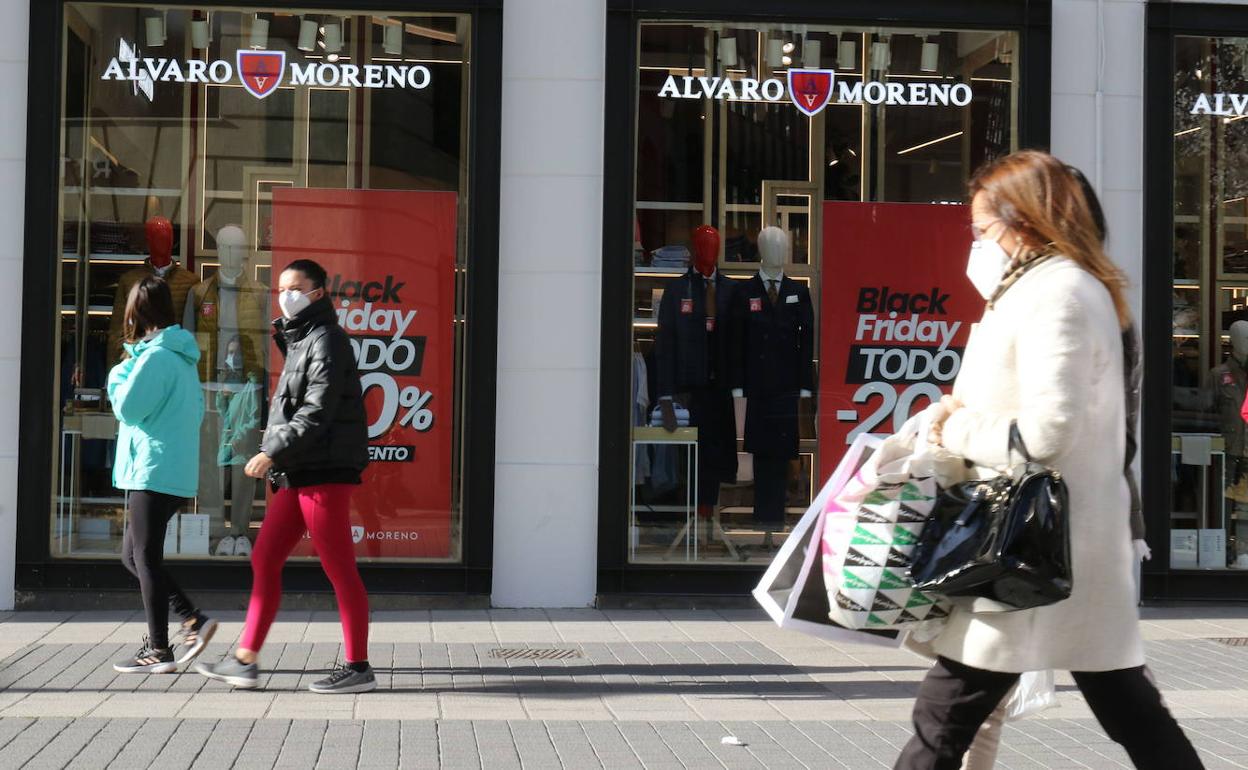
1190;93;1248;116
657;68;973;115
273;189;457;560
101;45;432;99
817;202;981;481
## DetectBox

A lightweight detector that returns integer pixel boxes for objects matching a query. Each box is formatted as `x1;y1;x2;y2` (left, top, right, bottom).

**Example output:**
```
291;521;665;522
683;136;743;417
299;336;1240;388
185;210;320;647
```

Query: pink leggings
240;484;369;662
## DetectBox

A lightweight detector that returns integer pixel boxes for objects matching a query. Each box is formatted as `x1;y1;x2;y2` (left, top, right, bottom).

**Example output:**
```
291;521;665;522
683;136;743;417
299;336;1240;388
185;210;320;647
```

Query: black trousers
896;656;1203;770
121;490;199;649
752;455;789;527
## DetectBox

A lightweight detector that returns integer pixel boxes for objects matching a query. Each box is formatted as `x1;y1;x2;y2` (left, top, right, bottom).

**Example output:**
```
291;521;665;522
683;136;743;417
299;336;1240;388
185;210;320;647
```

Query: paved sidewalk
0;607;1244;767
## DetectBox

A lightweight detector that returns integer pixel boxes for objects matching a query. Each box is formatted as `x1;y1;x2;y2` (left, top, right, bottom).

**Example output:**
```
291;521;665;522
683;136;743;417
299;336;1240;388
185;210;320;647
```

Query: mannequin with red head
691;225;720;277
146;216;174;269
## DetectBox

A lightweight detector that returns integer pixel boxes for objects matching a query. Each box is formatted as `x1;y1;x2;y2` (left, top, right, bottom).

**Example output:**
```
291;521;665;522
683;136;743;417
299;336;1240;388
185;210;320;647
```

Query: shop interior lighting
766;38;784;68
383;17;403;56
297;15;318;52
921;40;940;72
782;41;795;54
190;13;211;50
870;39;891;73
837;36;857;70
803;38;821;67
322;19;344;54
781;55;793;67
718;33;738;67
144;11;165;47
897;130;963;156
248;14;270;50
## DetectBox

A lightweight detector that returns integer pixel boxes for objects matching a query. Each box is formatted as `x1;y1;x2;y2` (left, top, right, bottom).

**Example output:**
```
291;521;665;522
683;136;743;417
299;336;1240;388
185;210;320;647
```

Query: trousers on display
685;387;737;506
198;397;260;539
752;455;789;527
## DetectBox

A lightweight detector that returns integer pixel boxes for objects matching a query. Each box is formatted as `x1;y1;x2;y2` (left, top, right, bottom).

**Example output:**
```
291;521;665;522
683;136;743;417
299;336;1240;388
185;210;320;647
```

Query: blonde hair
970;150;1132;328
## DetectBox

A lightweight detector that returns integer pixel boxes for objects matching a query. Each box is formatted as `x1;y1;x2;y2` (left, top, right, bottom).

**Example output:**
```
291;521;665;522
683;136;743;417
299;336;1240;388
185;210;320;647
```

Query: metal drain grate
488;648;583;660
1209;638;1248;647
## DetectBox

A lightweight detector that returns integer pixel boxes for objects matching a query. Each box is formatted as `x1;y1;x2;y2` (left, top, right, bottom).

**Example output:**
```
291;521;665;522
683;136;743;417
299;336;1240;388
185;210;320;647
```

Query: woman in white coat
897;150;1201;769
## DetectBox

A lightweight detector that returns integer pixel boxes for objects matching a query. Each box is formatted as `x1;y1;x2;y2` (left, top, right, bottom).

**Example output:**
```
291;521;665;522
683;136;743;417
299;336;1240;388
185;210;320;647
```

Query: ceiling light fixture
297;15;319;52
870;39;891;73
191;12;211;50
144;11;165;47
837;36;857;70
383;17;403;56
248;14;270;50
921;40;940;72
323;19;344;54
804;38;821;67
718;33;738;67
766;38;784;68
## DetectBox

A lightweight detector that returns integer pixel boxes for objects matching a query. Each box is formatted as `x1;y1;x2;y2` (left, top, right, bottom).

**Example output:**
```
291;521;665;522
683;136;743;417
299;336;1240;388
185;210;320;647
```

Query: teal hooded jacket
108;326;205;498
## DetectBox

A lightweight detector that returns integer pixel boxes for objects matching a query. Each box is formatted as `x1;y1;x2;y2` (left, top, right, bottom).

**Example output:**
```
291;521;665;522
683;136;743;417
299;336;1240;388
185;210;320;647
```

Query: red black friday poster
271;189;457;559
817;202;981;482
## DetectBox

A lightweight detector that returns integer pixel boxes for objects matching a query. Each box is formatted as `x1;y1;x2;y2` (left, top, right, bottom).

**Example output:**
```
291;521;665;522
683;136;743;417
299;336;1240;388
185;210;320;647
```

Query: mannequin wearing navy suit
657;226;741;507
732;227;814;530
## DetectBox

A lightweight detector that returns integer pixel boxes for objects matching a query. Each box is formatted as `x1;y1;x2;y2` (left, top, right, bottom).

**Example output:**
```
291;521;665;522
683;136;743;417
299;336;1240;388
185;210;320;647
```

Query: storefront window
56;4;470;562
1170;36;1248;571
629;22;1019;564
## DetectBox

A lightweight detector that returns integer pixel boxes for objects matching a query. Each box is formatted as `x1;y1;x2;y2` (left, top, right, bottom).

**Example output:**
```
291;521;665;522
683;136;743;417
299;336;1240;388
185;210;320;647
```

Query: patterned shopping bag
821;420;952;630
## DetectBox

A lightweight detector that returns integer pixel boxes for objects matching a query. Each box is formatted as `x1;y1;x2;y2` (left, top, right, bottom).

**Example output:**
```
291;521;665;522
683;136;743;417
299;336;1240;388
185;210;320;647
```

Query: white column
0;0;28;610
1049;0;1146;320
492;0;605;607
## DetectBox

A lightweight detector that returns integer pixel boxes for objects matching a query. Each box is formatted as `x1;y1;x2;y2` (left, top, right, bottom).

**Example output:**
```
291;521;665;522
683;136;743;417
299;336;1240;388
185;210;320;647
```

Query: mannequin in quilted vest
184;225;270;556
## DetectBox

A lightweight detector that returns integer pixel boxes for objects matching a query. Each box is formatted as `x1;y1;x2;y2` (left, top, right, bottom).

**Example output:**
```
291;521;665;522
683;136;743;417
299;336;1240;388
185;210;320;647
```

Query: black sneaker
309;663;377;694
195;655;259;689
113;637;178;674
174;616;218;666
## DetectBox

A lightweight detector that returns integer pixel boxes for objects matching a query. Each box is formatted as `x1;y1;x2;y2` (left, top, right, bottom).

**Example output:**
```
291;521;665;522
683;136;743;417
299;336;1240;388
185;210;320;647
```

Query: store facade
1144;0;1248;600
15;0;503;605
7;0;1237;609
596;0;1054;599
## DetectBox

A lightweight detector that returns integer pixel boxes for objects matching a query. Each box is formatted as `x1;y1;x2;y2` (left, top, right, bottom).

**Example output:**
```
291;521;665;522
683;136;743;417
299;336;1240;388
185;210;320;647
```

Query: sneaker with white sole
195;655;259;688
233;536;252;558
113;637;178;674
214;536;236;556
174;616;218;666
309;663;377;694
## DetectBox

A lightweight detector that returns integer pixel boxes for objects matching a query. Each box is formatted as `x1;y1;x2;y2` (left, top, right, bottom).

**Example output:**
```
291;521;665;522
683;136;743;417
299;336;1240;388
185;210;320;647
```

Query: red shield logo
237;50;286;100
787;69;835;117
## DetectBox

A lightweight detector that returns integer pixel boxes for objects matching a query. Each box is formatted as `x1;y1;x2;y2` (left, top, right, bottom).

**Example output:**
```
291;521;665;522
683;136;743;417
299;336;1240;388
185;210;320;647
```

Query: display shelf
61;253;149;264
62;186;183;197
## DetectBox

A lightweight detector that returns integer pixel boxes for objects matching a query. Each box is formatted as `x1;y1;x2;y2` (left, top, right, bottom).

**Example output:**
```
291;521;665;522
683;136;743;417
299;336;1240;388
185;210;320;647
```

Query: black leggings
896;656;1203;770
121;490;199;649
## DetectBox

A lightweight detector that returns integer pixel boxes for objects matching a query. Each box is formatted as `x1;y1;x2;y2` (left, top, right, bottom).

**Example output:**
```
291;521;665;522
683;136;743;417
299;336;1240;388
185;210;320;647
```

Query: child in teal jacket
107;276;217;676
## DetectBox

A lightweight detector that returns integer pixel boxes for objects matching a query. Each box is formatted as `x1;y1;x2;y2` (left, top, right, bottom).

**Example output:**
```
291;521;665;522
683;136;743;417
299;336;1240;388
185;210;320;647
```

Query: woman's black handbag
907;422;1072;610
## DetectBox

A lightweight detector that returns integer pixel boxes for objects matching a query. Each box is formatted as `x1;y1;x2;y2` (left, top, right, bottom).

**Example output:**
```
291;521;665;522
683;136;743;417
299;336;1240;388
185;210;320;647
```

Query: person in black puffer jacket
196;259;376;695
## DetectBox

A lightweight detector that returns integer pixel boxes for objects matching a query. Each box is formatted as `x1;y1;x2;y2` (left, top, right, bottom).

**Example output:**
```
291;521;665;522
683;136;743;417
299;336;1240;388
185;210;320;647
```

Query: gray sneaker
195;655;259;689
310;664;376;694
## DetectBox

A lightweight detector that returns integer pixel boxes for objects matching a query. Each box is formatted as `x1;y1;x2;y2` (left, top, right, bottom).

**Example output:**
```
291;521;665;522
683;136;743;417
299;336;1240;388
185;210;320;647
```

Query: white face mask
225;353;240;370
278;289;312;319
965;238;1011;300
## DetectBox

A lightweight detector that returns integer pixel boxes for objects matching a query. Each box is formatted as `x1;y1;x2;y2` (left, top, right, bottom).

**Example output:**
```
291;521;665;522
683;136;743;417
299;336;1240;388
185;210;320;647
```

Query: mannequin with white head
183;225;270;554
734;225;816;539
216;224;248;285
757;226;789;279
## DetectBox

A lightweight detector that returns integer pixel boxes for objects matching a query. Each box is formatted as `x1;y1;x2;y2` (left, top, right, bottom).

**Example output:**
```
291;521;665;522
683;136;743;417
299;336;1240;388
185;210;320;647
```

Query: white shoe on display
234;536;252;558
214;536;236;557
